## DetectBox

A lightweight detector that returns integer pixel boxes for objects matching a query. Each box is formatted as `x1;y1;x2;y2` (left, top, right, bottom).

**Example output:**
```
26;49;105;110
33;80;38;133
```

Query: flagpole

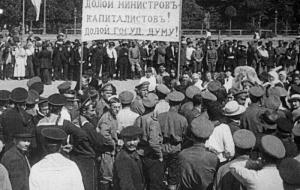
43;0;46;34
177;0;183;80
22;0;25;43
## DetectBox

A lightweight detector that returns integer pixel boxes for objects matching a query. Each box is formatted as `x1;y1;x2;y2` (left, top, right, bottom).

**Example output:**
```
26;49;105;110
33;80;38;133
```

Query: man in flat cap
134;93;164;190
158;91;188;190
97;96;121;190
154;84;170;118
230;135;286;190
117;91;139;133
1;128;33;190
214;129;256;190
178;117;219;190
240;86;267;135
113;126;145;190
131;81;149;115
29;128;84;190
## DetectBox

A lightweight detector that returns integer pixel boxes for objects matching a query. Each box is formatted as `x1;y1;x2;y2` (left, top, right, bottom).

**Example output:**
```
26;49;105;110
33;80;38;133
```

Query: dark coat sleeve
115;158;137;190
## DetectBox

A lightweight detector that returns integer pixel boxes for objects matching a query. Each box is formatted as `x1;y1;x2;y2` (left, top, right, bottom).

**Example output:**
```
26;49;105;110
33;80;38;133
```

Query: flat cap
207;81;222;92
10;88;28;103
264;95;281;111
119;91;134;104
142;93;158;108
277;118;293;133
29;82;44;95
57;81;72;92
279;158;300;186
26;89;40;105
233;129;256;149
200;90;217;101
27;76;42;88
156;84;170;95
120;126;143;138
48;94;66;106
41;127;67;144
135;81;150;90
249;86;265;97
191;117;214;139
0;90;10;101
166;91;185;102
185;86;201;99
261;135;286;159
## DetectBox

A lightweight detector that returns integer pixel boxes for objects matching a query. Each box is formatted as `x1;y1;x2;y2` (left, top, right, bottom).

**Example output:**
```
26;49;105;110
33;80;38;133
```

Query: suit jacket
113;149;145;190
1;146;30;190
166;46;175;63
38;49;52;69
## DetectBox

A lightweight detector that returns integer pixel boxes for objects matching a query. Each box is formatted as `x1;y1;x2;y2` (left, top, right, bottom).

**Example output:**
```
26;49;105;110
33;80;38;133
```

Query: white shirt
29;153;84;190
193;80;203;91
230;161;284;190
140;76;157;92
186;47;195;61
205;123;235;162
117;107;139;133
223;76;234;92
61;107;71;121
106;47;118;63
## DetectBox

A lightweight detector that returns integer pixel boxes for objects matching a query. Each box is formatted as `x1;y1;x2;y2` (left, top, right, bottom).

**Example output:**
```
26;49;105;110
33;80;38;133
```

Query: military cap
48;94;66;106
29;82;44;95
264;95;281;111
261;135;286;159
241;80;254;87
166;91;185;102
88;89;98;99
232;89;248;97
27;76;42;88
10;87;28;103
135;81;150;90
207;81;222;92
191;117;214;139
100;83;114;92
185;86;201;99
119;91;134;104
200;90;217;101
156;84;170;95
0;90;10;101
26;89;40;105
38;97;48;108
233;129;256;149
259;110;279;130
120;126;143;138
142;93;158;108
277;118;293;133
63;90;78;102
268;87;288;97
279;158;300;186
14;131;33;140
57;81;72;92
249;86;265;97
41;127;67;144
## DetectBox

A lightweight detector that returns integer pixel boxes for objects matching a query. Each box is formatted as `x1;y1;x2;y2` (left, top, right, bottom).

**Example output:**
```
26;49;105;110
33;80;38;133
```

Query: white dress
13;47;27;78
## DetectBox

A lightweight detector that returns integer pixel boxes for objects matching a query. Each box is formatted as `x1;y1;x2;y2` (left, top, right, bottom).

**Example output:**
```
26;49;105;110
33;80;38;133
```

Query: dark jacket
1;145;30;190
179;143;219;190
113;149;145;190
52;47;67;67
38;49;52;69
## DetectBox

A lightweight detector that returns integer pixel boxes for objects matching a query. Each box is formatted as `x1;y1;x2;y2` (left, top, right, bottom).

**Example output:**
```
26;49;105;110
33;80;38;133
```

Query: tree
225;6;237;35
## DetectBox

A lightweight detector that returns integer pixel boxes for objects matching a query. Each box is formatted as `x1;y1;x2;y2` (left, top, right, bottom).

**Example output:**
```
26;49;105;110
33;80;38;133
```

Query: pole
43;0;46;34
275;10;278;36
74;8;77;35
177;0;183;80
22;0;25;43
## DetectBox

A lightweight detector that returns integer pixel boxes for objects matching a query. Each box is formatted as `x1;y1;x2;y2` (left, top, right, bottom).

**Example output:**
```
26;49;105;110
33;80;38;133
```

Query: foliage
225;6;237;18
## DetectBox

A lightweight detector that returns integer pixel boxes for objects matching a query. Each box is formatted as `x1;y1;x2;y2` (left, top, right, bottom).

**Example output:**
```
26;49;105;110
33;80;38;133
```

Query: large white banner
81;0;181;42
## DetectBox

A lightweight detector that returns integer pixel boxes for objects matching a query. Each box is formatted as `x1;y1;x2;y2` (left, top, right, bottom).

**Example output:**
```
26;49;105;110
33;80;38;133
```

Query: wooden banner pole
177;0;183;80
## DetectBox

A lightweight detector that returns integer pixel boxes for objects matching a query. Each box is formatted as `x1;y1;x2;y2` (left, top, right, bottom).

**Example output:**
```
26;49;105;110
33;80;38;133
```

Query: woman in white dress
13;43;27;80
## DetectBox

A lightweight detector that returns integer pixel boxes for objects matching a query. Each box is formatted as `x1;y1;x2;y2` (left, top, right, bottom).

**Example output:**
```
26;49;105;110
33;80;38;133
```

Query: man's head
135;82;149;98
41;127;67;154
100;83;114;101
120;126;143;152
109;97;121;116
145;67;153;78
192;73;200;84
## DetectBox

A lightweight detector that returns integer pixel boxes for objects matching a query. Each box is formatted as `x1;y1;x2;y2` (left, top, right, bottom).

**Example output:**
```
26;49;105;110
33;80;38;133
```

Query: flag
31;0;42;21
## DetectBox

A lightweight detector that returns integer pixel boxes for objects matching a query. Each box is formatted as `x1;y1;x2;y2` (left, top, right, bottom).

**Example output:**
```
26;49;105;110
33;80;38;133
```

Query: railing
31;28;44;34
65;29;81;35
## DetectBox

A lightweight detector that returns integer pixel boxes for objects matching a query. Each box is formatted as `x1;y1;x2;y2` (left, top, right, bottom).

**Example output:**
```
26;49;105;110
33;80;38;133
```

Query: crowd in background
1;32;300;190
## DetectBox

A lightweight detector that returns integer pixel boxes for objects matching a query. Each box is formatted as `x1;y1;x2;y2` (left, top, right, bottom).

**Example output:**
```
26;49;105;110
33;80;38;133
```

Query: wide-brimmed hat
223;101;246;116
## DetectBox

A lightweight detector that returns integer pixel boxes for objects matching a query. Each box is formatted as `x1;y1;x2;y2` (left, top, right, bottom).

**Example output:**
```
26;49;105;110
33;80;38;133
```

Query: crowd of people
0;32;300;190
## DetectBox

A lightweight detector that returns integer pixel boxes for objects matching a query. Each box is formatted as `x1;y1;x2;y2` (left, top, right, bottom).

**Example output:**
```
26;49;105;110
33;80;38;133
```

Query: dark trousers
225;59;236;72
72;156;97;190
69;65;79;81
164;153;179;186
63;64;69;80
143;157;165;190
3;63;13;79
26;61;35;78
34;66;41;78
119;62;128;80
54;65;63;80
41;68;51;85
